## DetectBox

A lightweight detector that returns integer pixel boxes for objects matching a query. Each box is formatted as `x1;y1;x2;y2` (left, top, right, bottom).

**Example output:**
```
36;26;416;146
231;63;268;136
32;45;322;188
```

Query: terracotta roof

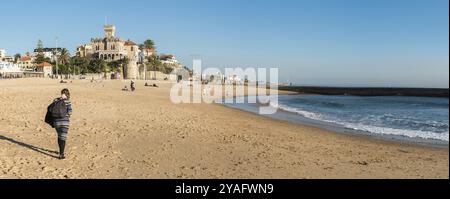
36;62;53;67
124;40;137;46
20;56;32;62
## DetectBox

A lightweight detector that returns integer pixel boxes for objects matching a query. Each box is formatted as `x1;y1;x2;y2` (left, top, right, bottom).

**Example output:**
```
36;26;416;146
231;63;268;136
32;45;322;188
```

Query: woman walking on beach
52;89;73;160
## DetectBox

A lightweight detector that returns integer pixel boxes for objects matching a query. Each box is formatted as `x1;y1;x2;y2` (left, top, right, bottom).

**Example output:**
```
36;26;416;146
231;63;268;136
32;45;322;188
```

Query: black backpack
44;108;54;128
50;99;68;118
45;99;67;128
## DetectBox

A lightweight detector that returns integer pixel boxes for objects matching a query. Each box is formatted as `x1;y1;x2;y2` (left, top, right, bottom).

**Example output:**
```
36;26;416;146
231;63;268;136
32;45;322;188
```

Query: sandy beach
0;78;448;179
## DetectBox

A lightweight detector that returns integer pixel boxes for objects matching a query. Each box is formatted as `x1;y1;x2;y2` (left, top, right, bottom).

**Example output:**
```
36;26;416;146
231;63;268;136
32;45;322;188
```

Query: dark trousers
55;127;69;155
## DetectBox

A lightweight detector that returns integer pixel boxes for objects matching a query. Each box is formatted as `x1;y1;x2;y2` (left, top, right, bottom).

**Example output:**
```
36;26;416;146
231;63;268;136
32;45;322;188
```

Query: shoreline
219;102;449;149
215;102;449;153
0;78;448;179
217;96;449;149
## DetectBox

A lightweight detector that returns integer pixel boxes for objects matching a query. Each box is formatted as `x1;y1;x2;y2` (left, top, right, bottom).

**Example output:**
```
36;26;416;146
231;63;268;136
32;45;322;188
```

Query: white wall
0;49;6;58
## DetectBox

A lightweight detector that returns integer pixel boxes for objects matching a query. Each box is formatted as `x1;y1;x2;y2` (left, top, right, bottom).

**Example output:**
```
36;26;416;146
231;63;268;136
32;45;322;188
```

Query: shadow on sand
0;135;59;159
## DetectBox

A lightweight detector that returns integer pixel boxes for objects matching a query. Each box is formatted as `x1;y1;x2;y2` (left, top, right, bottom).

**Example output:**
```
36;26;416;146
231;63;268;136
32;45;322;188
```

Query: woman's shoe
59;154;66;160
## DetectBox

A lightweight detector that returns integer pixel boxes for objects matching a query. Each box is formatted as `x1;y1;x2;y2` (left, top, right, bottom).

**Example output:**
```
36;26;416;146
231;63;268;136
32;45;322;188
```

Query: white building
0;49;6;58
0;61;22;76
160;54;182;68
17;56;35;71
35;62;53;77
34;48;62;60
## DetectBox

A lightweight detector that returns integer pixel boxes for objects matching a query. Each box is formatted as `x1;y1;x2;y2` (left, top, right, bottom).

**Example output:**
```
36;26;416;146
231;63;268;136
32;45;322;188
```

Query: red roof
36;62;53;67
20;56;32;62
124;40;137;46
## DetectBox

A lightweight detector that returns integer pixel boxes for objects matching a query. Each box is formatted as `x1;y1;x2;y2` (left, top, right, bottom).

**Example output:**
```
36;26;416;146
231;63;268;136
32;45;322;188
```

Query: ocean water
220;95;449;145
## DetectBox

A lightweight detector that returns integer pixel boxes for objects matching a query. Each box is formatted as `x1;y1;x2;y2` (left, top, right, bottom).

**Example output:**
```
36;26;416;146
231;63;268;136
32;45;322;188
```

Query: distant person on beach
48;89;73;160
130;81;136;92
145;83;158;88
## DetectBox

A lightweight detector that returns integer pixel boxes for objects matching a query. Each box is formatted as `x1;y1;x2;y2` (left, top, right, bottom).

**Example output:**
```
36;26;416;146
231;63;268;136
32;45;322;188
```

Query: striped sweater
53;98;72;127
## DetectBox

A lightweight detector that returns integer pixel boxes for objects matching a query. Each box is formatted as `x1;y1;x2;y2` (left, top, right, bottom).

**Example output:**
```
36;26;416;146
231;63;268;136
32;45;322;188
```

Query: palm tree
143;39;155;50
147;55;162;79
59;48;70;65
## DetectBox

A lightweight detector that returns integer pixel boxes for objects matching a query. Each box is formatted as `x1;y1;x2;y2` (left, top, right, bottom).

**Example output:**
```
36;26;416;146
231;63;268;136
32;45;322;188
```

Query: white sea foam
275;104;323;120
274;103;449;142
342;123;449;142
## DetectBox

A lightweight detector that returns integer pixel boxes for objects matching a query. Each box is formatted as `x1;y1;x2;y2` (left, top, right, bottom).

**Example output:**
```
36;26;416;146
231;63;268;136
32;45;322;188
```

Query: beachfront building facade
0;49;14;63
76;25;140;79
0;61;23;78
17;56;35;71
76;44;93;58
35;62;53;77
1;56;14;63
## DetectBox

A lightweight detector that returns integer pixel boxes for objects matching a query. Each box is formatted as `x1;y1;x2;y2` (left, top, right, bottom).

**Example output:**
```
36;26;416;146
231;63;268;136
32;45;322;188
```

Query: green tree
107;60;121;73
59;48;70;65
147;55;162;71
70;56;90;75
36;40;44;54
142;39;155;50
14;54;21;63
145;55;175;74
161;63;175;74
34;54;51;65
34;40;49;64
52;64;70;75
88;59;106;73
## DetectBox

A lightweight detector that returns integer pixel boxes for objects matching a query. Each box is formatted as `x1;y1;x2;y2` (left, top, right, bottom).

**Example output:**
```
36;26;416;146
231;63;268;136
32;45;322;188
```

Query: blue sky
1;0;448;88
